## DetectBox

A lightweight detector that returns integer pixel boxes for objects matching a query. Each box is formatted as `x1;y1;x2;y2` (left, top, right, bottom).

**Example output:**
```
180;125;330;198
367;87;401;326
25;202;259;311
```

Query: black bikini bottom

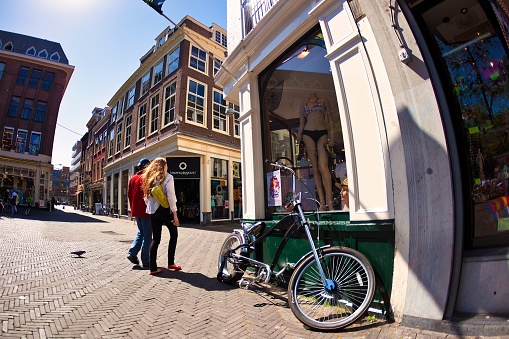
302;130;328;143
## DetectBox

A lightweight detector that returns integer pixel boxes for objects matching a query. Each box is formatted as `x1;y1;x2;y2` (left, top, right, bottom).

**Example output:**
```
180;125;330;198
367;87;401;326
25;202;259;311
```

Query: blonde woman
142;157;180;275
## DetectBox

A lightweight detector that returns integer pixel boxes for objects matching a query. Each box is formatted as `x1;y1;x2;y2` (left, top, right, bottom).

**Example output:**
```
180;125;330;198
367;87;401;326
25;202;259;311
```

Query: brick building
0;30;74;206
100;16;241;224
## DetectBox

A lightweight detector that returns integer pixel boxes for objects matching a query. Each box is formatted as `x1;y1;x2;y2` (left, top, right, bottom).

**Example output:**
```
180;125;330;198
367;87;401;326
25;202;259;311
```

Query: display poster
267;170;282;207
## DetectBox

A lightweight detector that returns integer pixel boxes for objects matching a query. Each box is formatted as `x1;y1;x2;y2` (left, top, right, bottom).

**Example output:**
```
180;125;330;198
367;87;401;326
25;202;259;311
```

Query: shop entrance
174;179;200;223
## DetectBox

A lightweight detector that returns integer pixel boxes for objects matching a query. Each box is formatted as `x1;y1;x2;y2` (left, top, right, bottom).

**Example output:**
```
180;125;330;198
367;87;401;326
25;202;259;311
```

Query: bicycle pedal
239;278;253;289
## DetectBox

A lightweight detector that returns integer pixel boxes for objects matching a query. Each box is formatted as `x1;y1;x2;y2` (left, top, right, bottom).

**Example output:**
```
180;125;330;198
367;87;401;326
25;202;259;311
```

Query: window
29;132;41;155
141;72;150;95
189;45;207;73
127;85;136;108
150;94;160;134
0;63;5;79
163;81;177;126
167;47;180;75
124;115;132;148
211;157;229;220
108;130;114;157
153;60;164;86
2;127;14;151
26;47;36;56
21;99;34;119
17;67;29;85
118;96;125;119
229;103;240;137
50;52;60;62
38;49;48;59
214;58;223;76
213;90;227;132
16;130;27;153
34;102;47;122
4;42;13;51
8;97;21;117
29;69;42;87
215;31;227;48
138;103;147;140
233;161;242;218
111;103;118;123
41;72;54;90
158;35;166;48
186;79;206;125
116;123;123;153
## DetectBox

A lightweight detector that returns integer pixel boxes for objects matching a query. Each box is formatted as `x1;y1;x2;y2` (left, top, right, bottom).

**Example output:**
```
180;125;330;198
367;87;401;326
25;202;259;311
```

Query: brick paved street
0;206;507;338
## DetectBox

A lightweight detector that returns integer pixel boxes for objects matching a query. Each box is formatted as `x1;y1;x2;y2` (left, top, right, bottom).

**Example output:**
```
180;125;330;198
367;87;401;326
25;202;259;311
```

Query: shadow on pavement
8;206;107;223
152;269;238;291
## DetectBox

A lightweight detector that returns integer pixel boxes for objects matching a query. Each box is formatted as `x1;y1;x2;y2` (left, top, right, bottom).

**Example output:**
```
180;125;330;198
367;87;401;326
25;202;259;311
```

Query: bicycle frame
224;162;334;290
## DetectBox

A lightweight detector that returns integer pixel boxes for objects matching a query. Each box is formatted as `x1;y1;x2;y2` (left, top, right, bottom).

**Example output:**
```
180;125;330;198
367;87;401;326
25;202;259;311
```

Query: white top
144;173;178;214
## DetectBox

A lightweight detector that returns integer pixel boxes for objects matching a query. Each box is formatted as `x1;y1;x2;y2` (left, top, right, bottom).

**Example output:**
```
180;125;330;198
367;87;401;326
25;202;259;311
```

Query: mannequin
297;92;334;210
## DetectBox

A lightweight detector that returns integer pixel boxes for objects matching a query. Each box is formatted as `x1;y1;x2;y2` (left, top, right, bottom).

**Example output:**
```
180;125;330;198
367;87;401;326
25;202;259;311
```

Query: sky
0;0;227;167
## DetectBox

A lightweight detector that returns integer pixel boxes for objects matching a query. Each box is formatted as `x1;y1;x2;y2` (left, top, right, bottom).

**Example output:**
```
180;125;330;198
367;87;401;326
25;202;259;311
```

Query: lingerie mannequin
296;92;334;210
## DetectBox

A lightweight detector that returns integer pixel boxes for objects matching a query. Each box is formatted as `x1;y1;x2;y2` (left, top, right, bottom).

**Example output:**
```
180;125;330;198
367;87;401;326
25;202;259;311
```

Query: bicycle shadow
151;269;238;292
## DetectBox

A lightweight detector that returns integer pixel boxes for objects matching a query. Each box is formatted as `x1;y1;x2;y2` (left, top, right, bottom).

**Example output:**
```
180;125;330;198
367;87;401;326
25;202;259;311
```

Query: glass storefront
259;26;347;214
211;157;229;220
413;0;509;247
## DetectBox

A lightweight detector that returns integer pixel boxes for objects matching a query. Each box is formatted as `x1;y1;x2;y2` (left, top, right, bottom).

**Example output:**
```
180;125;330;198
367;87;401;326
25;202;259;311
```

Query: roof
0;30;69;64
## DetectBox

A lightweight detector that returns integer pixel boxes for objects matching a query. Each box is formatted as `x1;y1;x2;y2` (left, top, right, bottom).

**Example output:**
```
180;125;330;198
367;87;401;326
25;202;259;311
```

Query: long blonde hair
141;157;167;197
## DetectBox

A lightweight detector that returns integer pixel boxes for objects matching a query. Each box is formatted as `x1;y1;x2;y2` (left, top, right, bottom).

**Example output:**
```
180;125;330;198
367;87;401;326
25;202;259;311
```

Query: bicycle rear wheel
288;247;375;330
217;232;246;283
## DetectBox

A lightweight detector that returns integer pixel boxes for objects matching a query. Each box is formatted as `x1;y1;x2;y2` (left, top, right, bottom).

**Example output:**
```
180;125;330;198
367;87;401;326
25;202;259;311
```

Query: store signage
167;157;200;179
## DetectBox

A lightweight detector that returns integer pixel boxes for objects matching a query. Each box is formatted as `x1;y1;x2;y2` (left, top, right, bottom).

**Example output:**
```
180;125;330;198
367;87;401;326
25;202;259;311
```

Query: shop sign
167;157;200;179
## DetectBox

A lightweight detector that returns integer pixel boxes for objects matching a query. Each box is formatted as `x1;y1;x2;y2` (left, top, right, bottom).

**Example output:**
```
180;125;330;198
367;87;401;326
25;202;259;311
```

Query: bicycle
1;198;14;217
217;161;376;330
25;202;32;216
100;204;112;216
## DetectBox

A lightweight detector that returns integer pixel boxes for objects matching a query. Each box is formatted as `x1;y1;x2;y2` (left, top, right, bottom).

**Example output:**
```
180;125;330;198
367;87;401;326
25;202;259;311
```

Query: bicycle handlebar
265;160;295;174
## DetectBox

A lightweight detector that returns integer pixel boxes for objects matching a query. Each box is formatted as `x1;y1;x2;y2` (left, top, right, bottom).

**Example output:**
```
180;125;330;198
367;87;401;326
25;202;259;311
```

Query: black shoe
127;255;140;265
142;263;150;269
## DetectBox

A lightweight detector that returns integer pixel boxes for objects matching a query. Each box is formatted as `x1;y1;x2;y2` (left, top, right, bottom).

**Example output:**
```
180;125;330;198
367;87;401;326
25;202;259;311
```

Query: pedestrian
127;158;152;269
141;157;180;275
10;190;18;214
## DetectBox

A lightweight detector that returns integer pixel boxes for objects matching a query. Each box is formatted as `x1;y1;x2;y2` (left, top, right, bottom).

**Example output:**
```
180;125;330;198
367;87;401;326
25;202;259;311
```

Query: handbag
151;175;170;208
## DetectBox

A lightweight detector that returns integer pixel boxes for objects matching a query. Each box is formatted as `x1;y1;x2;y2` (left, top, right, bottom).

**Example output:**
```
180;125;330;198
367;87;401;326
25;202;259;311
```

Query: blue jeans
129;217;152;265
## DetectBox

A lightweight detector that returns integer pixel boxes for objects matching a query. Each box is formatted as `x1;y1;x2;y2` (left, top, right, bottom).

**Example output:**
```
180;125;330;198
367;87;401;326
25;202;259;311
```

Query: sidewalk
0;206;506;338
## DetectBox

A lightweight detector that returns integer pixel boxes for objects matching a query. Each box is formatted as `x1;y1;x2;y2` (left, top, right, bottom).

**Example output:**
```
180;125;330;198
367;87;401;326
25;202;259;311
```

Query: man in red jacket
127;158;152;268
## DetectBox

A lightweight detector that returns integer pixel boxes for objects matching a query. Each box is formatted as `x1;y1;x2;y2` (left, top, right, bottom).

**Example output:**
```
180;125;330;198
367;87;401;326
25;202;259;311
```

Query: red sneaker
167;264;182;271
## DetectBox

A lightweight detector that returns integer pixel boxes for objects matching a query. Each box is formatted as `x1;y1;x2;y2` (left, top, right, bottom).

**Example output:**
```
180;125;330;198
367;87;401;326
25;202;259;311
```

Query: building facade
0;30;74;207
69;139;82;207
216;0;509;329
50;165;70;204
103;16;241;224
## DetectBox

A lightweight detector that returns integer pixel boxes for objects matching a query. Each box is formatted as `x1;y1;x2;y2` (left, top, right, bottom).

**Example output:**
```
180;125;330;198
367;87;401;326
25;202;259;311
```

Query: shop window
2;127;14;151
415;0;509;247
259;27;347;214
29;132;41;155
233;161;242;219
211;158;229;220
16;130;27;154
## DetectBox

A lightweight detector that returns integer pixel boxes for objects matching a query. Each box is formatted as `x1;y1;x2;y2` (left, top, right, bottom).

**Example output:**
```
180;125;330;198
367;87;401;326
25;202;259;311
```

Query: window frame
138;103;148;141
141;72;151;96
153;59;164;86
163;80;177;127
34;101;47;122
21;98;34;119
212;89;228;134
16;67;30;85
167;46;180;75
189;45;207;74
149;93;160;135
124;114;132;149
186;78;207;127
127;85;136;108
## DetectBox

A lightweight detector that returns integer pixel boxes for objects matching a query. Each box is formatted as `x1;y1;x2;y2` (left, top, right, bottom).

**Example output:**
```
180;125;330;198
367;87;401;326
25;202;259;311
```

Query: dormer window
4;42;13;51
38;49;48;59
50;52;60;62
26;47;36;56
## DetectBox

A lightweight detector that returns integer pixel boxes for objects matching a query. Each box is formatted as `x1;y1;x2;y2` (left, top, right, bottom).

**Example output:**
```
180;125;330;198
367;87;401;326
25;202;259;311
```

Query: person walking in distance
127;158;152;269
142;157;180;275
10;189;18;214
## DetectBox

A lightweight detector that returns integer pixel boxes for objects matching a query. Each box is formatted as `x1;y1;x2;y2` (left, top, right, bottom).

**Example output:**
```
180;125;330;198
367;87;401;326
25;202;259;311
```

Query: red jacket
128;171;149;218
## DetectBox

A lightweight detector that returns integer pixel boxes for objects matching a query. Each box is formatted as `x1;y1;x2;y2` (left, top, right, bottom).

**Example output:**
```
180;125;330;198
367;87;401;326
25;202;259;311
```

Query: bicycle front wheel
217;232;246;283
288;247;375;330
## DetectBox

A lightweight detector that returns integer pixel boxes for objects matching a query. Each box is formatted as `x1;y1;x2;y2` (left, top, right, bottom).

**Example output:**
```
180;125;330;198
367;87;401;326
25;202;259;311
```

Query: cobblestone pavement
0;206;507;338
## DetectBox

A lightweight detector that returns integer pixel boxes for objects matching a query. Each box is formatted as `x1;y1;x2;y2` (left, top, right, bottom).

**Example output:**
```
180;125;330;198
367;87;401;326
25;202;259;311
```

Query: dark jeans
149;206;178;271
